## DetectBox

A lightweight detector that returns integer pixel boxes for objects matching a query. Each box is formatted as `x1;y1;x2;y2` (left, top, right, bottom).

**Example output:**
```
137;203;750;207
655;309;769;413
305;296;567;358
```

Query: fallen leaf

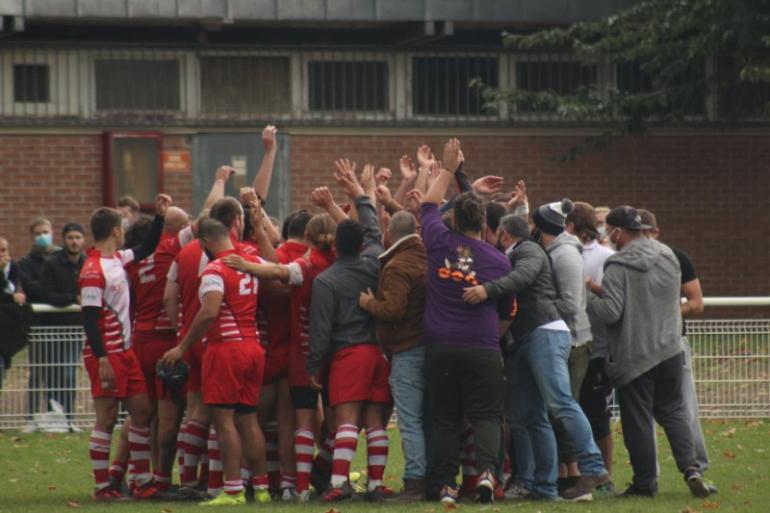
66;501;80;508
162;509;172;513
48;484;56;491
737;444;744;450
723;450;736;460
681;507;702;513
755;448;766;453
722;428;737;438
11;437;23;443
702;501;720;509
325;509;340;513
9;479;18;483
442;502;457;512
731;484;744;491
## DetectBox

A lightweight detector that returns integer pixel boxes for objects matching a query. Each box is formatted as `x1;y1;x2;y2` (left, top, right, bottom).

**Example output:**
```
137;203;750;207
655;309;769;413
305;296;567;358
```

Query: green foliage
480;0;770;159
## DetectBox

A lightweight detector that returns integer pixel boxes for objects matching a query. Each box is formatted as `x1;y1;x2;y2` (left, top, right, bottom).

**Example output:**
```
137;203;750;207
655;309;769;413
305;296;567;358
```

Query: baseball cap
606;206;651;231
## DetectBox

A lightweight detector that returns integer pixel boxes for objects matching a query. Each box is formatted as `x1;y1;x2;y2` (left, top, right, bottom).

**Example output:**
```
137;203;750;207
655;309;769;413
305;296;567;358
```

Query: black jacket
41;249;85;326
0;261;31;368
18;247;58;303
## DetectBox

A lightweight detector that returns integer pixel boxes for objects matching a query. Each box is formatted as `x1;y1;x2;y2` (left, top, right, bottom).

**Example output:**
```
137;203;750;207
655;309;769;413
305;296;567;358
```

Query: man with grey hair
359;210;428;500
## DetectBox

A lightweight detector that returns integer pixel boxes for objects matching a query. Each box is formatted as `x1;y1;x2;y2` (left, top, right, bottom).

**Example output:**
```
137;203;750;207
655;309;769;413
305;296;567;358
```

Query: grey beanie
533;198;574;236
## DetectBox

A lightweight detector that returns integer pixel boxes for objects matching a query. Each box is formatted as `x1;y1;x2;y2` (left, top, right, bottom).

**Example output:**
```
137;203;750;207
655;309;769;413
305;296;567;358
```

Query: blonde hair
305;213;336;252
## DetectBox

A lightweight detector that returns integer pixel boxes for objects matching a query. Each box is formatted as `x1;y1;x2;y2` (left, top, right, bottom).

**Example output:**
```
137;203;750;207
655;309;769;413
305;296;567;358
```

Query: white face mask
597;224;607;240
608;228;621;251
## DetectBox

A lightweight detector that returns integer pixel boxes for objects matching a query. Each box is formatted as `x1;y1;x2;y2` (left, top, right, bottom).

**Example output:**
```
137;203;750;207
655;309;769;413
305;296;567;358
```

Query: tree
478;0;770;159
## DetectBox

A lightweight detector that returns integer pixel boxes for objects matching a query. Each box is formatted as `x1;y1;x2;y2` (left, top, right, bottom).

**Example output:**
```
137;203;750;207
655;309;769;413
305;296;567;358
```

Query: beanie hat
533;198;574;236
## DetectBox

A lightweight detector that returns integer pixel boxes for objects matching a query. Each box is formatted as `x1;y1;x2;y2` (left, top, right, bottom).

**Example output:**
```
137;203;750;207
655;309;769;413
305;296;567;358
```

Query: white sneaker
281;488;299;501
297;490;312;503
69;422;82;433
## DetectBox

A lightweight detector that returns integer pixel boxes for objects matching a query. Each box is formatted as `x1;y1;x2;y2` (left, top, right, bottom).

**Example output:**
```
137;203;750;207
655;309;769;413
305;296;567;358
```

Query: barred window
201;56;291;115
308;60;388;111
13;64;50;103
412;57;498;116
515;61;596;112
95;59;180;111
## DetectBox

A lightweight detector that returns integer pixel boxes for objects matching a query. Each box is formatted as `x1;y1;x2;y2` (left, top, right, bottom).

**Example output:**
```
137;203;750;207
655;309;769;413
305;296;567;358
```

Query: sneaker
365;485;389;502
476;470;495;504
323;483;353;502
254;488;271;503
297;490;312;503
493;483;505;501
439;485;459;505
561;473;610;501
94;487;122;501
199;491;246;506
132;482;161;500
706;480;719;495
621;483;657;498
281;487;299;501
685;468;712;498
504;482;533;501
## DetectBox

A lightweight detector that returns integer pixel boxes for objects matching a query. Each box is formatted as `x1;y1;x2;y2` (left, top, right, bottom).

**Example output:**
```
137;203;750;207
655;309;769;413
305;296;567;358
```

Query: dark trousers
28;339;80;419
426;346;503;489
617;351;697;490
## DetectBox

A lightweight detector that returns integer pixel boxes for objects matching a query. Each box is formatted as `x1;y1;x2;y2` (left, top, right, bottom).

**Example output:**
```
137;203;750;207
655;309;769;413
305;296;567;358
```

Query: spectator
19;217;59;420
117;196;142;229
566;203;616;480
359;210;428;500
533;199;594;485
594;206;610;244
420;139;514;505
0;237;29;388
40;223;87;429
638;209;715;493
586;206;711;498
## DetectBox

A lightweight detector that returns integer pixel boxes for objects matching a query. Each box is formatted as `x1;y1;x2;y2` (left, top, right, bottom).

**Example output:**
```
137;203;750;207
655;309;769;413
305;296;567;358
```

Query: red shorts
328;344;392;407
263;351;289;386
185;340;206;393
133;331;176;401
84;349;147;400
202;342;265;407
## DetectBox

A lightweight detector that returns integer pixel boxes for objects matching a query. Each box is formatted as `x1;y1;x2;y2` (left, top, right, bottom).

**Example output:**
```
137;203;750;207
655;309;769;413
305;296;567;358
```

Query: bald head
164;206;189;234
388;211;417;243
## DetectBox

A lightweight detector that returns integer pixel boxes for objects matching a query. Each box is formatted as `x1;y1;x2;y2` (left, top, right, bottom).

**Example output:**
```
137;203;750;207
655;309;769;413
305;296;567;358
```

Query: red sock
251;474;269;491
330;424;358;488
223;479;243;496
281;473;297;491
207;428;223;496
366;427;389;491
153;470;171;491
294;429;315;492
264;422;281;491
181;420;208;487
176;421;187;484
128;426;152;487
109;459;126;485
89;430;111;491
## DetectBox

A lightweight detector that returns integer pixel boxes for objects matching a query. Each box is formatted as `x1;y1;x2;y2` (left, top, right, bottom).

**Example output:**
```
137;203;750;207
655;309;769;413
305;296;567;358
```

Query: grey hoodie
546;232;592;347
587;237;683;388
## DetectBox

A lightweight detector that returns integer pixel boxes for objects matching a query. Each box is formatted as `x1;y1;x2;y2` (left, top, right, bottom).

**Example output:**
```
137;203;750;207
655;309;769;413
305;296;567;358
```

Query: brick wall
0;131;767;302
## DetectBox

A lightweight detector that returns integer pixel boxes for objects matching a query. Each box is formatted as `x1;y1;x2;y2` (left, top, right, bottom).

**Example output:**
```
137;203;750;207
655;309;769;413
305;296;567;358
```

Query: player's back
173;240;209;338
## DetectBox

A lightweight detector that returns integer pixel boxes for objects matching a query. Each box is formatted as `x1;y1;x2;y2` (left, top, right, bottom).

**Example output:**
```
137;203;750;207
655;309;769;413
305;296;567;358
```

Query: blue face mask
34;233;52;248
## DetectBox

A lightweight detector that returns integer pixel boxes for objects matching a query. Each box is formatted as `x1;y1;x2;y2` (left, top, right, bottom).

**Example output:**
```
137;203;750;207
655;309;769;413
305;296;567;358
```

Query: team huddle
79;127;715;506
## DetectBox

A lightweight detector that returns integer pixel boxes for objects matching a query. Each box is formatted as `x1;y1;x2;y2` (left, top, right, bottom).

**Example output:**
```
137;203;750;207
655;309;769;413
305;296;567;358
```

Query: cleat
94;487;122;501
254;489;272;504
297;489;312;503
281;487;299;501
439;485;459;505
685;468;712;498
323;482;353;502
476;470;495;504
199;490;246;506
365;485;389;502
132;482;161;500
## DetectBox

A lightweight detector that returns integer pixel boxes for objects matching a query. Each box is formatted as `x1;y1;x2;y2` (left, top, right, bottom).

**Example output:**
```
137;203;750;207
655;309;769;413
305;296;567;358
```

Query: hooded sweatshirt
587;237;683;388
546;232;592;347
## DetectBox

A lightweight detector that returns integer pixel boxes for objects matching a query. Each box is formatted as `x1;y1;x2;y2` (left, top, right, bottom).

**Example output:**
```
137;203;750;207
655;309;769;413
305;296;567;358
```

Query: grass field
0;419;768;513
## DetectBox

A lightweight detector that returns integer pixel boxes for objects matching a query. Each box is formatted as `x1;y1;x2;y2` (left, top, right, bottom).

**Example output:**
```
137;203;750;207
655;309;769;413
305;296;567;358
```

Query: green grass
0;419;768;513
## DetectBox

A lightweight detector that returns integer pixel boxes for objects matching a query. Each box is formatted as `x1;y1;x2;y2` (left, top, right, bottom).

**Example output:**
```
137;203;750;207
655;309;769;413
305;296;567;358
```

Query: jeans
426;346;503;490
618;352;696;490
508;328;606;498
27;339;81;419
389;346;427;480
682;338;709;473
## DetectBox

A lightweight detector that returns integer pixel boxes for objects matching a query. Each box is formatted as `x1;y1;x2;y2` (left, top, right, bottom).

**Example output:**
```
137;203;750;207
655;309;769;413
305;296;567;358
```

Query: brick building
0;0;767;299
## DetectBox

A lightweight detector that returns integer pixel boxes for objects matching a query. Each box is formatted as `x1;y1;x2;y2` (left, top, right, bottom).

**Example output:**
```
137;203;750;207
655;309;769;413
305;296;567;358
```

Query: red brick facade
1;131;767;302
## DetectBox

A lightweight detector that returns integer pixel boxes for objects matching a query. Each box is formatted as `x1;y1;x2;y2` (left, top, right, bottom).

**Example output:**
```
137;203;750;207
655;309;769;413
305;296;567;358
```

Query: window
200;56;291;115
13;64;50;103
515;61;596;112
103;132;162;208
412;56;498;116
308;60;388;111
95;59;180;111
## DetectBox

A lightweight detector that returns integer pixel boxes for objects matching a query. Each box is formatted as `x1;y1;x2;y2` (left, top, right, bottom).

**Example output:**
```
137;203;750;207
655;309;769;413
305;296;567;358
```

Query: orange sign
162;150;191;173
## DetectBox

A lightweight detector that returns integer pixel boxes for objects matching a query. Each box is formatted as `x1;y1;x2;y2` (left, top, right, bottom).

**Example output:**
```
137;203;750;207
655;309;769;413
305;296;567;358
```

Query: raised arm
311;187;348;225
201;166;236;213
422;138;462;205
415;144;436;194
393;155;418;206
252;125;278;200
333;158;382;255
131;194;171;262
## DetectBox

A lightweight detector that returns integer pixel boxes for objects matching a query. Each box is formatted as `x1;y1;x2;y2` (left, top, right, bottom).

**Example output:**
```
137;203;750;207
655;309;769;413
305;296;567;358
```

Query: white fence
0;300;768;430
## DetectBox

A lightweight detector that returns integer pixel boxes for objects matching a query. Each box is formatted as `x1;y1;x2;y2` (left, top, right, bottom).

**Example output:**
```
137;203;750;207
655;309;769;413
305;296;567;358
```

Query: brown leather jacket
366;234;427;354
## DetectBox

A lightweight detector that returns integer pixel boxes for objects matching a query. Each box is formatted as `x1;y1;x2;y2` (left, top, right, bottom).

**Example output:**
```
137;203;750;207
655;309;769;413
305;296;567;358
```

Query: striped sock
199;452;209;485
264;422;281;491
181;420;208;487
251;474;270;491
108;459;125;486
281;473;297;491
153;470;171;491
207;428;223;496
128;426;152;487
89;430;112;491
366;427;389;491
176;421;186;485
330;424;359;488
223;479;244;496
295;429;315;492
240;466;251;487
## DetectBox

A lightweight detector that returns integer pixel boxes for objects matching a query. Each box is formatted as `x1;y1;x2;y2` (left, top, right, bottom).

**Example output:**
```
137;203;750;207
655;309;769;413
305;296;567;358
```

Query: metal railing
0;300;768;430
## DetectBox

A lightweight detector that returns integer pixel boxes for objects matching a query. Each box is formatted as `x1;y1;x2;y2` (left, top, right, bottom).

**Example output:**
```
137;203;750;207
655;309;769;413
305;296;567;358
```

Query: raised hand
472;176;504;196
399;155;418;183
508;179;528;210
215;165;236;182
442;138;461;173
262;125;278;152
333;158;364;199
240;186;259;208
406;188;424;210
155;193;172;216
361;164;377;196
417;144;436;169
311;187;335;209
376;167;392;186
375;184;394;206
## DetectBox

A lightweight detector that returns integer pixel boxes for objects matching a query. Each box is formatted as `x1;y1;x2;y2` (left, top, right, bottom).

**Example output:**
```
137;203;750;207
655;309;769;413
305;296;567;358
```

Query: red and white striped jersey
128;227;194;335
198;249;262;345
79;248;136;358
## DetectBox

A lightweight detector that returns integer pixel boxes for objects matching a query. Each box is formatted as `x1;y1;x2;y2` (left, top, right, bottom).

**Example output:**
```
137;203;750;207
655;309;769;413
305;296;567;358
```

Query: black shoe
310;466;331;496
621;483;657;498
684;468;712;498
556;476;579;495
